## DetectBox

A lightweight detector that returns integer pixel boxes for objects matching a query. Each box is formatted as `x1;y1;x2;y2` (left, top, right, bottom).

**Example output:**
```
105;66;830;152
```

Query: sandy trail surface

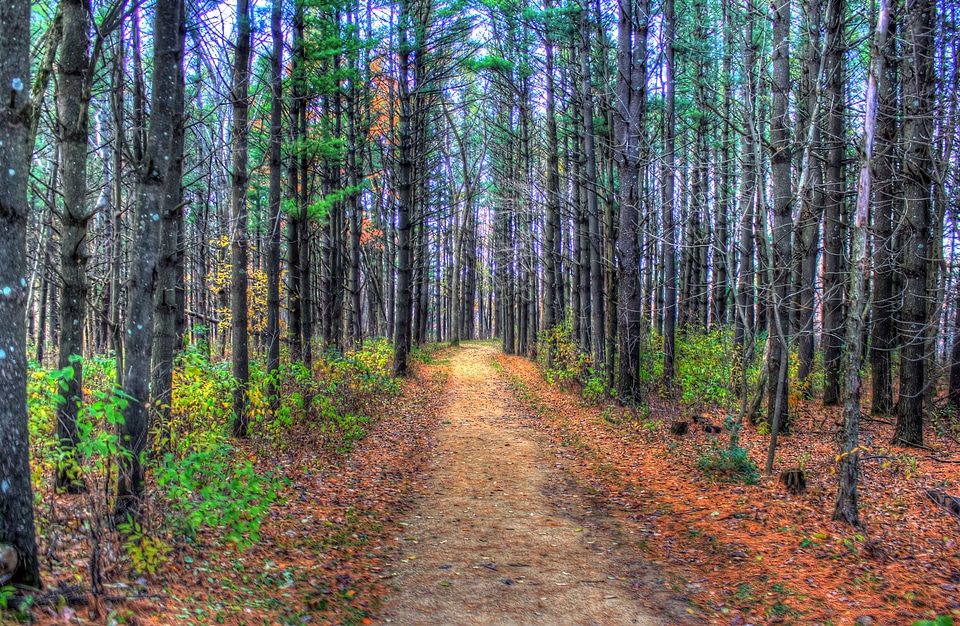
381;343;680;625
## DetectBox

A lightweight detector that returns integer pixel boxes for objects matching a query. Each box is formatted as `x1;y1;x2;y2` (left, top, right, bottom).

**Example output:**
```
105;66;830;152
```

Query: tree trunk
794;0;824;389
54;0;92;492
230;0;252;438
266;0;283;407
543;0;562;366
713;0;733;329
893;0;935;447
116;0;184;520
394;0;415;376
662;0;678;386
871;0;899;415
580;7;604;370
822;0;846;407
766;0;792;435
734;0;758;378
152;9;187;450
615;0;648;402
0;0;42;587
287;2;304;363
836;0;890;527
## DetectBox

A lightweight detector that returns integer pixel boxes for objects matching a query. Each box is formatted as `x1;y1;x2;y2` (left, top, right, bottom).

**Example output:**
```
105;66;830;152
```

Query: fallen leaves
496;352;960;625
25;357;449;626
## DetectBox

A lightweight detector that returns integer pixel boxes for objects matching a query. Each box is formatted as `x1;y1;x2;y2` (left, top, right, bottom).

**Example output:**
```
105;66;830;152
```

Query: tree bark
662;0;677;386
230;0;252;438
836;0;889;528
734;0;758;380
871;0;899;415
793;0;824;389
54;0;93;492
394;0;415;376
822;0;846;407
766;0;792;435
580;7;604;370
0;0;42;587
152;6;187;450
116;0;184;520
266;0;283;407
615;0;648;402
893;0;935;447
287;2;304;363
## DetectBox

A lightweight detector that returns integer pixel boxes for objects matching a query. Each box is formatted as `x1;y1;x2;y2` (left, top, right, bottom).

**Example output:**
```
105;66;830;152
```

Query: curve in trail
381;343;670;626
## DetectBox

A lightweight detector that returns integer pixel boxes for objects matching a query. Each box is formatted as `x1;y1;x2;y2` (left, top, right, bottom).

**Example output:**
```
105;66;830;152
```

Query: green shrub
582;373;609;404
676;329;737;406
156;445;284;549
696;442;759;484
540;319;591;387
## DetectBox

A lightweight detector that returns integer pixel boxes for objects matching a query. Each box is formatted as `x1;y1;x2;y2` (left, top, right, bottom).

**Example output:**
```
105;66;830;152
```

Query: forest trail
381;343;674;625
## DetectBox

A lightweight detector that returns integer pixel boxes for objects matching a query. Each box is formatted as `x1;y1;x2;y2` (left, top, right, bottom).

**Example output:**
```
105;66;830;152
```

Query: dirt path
381;344;678;625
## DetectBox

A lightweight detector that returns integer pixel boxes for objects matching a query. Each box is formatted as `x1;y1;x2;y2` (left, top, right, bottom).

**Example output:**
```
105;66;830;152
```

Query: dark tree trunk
287;3;304;363
0;0;42;587
615;0;648;402
152;10;187;449
712;0;733;329
299;92;313;365
822;0;847;407
794;0;824;389
871;0;899;415
766;0;793;442
662;0;678;386
230;0;252;438
348;82;363;347
266;0;283;406
893;0;935;447
116;0;185;520
580;7;604;369
543;0;562;365
394;0;415;376
54;0;93;493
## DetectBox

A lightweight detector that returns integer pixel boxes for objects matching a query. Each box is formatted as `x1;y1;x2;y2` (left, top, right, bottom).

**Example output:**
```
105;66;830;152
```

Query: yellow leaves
834;445;873;464
207;248;285;337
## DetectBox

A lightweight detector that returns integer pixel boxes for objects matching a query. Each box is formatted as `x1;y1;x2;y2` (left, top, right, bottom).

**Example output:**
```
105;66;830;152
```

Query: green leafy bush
676;329;738;406
582;373;609;404
540;319;591;388
156;445;284;549
696;442;759;484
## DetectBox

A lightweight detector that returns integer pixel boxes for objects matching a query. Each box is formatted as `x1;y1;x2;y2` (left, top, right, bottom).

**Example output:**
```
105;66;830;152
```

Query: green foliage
156;446;283;549
696;441;759;484
675;329;739;407
913;617;953;626
540;319;590;388
0;586;15;610
582;374;609;404
117;517;171;575
73;389;131;478
465;55;513;75
253;339;399;454
162;345;236;458
638;330;664;383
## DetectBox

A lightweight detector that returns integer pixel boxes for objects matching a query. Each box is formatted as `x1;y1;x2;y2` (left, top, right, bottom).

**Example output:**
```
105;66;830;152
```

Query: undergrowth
24;338;399;583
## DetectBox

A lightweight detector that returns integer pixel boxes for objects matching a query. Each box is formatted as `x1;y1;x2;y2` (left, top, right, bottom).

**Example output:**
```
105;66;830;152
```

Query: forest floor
14;341;960;625
493;349;960;626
